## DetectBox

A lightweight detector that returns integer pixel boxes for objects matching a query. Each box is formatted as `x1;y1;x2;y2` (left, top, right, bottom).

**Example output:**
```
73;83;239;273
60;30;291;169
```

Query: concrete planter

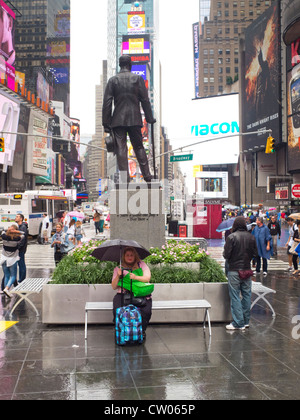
42;282;231;325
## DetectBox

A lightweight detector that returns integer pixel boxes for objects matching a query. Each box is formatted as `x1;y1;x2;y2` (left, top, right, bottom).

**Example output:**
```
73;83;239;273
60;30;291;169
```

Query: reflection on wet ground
0;239;299;400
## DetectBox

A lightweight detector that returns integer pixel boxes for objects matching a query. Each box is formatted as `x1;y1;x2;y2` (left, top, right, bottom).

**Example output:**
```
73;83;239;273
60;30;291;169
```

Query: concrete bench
10;278;50;318
251;282;276;318
85;299;212;341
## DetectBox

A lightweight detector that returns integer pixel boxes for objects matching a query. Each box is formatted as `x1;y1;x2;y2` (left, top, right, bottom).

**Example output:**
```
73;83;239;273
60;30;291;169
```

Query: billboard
243;1;281;149
26;110;49;176
287;38;300;171
0;0;16;91
122;35;150;55
128;11;145;35
193;22;200;99
0;91;20;170
195;172;229;199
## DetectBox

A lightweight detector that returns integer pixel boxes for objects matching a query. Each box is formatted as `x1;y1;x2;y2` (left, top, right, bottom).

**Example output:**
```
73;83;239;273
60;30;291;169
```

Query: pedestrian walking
1;225;24;298
252;217;272;276
15;214;28;283
94;210;101;235
268;215;281;256
41;213;51;244
74;220;85;245
223;217;258;331
50;223;73;266
285;217;299;273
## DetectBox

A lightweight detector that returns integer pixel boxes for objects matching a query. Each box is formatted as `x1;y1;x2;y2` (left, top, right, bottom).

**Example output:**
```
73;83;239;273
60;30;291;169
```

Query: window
31;199;47;214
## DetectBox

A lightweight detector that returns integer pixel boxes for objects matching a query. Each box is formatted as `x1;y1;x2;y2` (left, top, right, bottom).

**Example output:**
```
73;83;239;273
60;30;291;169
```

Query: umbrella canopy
224;205;238;210
289;213;300;220
216;218;236;232
91;239;151;264
68;211;85;219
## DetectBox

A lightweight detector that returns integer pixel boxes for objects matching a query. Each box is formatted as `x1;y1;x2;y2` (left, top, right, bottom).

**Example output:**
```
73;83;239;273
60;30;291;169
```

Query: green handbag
118;268;154;297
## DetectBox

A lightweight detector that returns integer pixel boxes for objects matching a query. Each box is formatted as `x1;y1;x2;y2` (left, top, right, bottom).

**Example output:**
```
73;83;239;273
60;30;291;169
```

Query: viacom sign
191;121;240;137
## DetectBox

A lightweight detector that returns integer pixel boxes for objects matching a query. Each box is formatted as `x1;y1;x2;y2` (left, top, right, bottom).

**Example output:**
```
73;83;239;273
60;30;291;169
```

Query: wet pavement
0;228;300;400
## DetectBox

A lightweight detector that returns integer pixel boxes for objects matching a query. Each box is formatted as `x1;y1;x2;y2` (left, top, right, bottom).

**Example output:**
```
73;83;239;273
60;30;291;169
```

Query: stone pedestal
110;182;165;250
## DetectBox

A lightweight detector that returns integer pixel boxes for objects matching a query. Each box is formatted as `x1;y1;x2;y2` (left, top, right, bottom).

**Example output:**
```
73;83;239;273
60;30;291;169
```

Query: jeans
2;261;18;289
228;271;252;329
18;252;26;283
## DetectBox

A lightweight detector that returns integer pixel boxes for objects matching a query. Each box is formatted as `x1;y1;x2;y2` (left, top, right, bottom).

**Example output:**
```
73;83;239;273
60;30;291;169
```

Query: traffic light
0;137;4;153
265;136;275;154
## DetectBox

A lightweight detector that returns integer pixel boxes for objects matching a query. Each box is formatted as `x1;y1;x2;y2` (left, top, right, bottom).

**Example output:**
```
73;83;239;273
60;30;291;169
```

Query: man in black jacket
15;214;28;283
102;55;156;183
268;215;281;256
223;217;258;331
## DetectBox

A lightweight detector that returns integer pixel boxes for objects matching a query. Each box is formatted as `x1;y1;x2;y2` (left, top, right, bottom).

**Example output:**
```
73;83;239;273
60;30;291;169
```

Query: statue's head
119;55;132;71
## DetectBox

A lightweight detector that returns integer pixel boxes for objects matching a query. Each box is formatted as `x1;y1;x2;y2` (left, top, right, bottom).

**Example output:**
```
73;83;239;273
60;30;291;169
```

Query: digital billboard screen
122;35;150;55
243;1;281;149
0;0;16;90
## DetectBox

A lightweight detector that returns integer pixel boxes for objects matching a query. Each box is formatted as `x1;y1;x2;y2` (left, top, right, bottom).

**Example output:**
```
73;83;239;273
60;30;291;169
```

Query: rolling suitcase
115;271;143;346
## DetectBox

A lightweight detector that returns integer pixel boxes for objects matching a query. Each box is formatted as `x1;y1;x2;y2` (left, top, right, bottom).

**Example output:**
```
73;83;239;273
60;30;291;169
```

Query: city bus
0;191;71;236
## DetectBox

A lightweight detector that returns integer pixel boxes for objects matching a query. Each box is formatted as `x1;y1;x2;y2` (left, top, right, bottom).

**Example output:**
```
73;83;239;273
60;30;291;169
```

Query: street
0;226;300;399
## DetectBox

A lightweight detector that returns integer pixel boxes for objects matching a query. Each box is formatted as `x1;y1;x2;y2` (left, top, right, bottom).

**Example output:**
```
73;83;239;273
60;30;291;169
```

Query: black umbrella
91;239;151;265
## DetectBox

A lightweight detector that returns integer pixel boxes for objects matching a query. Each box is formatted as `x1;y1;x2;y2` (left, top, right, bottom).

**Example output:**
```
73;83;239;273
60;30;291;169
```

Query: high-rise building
85;61;108;201
12;0;71;115
196;0;276;98
106;0;160;181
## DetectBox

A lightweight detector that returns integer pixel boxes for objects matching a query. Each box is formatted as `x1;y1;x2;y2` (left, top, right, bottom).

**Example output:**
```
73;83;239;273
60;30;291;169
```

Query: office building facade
196;0;276;98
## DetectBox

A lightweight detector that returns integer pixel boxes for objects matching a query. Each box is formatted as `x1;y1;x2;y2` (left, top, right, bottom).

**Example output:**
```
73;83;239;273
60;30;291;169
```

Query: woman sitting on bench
112;247;152;338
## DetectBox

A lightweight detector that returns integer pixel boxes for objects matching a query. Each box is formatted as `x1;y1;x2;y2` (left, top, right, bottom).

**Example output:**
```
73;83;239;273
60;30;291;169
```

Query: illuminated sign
131;64;147;81
191;121;240;136
130;54;150;64
128;11;145;35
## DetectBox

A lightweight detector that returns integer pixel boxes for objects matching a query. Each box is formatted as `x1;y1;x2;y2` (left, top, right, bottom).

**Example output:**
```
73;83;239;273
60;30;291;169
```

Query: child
74;220;84;245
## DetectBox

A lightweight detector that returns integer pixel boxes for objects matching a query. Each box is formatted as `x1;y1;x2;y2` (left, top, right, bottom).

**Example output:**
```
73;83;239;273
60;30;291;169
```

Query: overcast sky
70;0;199;136
69;0;239;192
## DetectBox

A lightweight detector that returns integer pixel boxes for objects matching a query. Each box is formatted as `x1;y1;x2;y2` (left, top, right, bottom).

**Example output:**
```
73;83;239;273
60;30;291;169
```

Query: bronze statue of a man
102;55;156;183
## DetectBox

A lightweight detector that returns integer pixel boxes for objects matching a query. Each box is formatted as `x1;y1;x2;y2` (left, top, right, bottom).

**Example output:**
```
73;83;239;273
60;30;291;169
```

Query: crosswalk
208;247;288;272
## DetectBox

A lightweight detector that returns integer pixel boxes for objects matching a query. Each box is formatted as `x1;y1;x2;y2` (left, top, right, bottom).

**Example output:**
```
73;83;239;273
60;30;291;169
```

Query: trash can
169;220;179;236
179;223;188;238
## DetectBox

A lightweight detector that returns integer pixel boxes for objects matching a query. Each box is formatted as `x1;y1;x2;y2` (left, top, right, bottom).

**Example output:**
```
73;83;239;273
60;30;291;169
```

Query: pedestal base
110;185;165;250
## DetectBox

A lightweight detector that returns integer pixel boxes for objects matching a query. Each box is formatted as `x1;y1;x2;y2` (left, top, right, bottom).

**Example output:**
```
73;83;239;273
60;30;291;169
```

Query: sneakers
226;323;246;331
263;272;268;277
3;289;12;298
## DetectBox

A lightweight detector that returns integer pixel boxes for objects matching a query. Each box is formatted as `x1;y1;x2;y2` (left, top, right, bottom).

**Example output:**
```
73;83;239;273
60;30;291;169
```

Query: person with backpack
15;214;28;283
112;247;152;341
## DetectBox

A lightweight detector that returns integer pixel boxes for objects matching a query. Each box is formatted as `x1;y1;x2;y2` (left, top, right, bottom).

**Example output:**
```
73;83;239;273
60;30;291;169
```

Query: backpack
115;304;143;346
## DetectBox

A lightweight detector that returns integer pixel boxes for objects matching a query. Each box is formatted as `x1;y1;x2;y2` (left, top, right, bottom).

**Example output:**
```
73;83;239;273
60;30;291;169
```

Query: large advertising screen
243;1;281;149
0;91;20;170
0;0;16;91
122;35;150;55
287;39;300;171
195;172;229;199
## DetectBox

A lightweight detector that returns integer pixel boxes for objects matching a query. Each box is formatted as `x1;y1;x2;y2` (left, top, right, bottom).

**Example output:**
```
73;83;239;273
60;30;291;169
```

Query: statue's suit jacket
102;69;154;129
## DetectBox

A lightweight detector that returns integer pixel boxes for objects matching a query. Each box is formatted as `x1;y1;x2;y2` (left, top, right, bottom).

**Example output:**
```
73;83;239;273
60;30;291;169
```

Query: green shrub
50;239;227;285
